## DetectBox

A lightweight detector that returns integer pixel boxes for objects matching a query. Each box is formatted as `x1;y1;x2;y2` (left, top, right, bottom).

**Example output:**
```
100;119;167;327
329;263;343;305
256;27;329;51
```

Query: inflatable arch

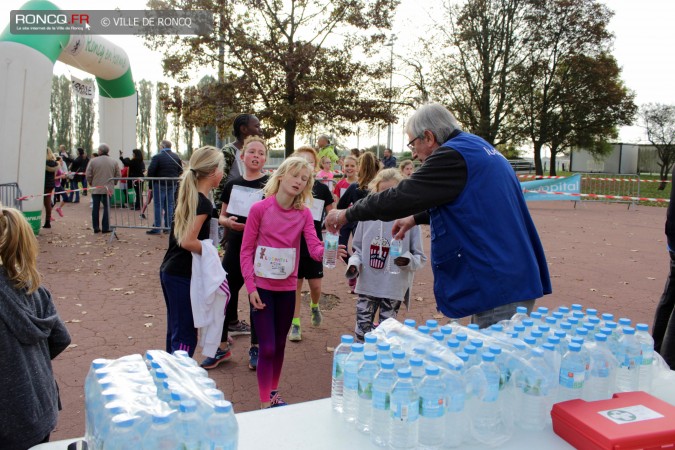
0;0;137;233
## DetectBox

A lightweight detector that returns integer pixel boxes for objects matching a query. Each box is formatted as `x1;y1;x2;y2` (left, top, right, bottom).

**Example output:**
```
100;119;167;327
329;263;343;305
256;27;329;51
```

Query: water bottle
178;400;202;450
443;364;466;448
515;349;550;431
417;325;431;335
618;317;632;327
418;365;446;449
404;318;416;328
432;332;444;343
558;342;586;402
389;368;419;449
470;352;509;446
371;359;396;448
635;323;654;392
357;351;380;433
426;319;439;332
388;239;402;274
84;359;109;442
409;357;425;387
106;414;142;450
583;333;615;401
392;349;408;371
323;231;339;269
203;400;238;450
343;343;365;423
142;413;177;450
377;341;392;362
331;334;355;413
364;333;378;353
616;327;642;392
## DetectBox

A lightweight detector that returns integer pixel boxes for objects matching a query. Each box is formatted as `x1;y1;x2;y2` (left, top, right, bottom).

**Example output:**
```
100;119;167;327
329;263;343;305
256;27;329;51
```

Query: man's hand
392;216;416;240
325;209;348;233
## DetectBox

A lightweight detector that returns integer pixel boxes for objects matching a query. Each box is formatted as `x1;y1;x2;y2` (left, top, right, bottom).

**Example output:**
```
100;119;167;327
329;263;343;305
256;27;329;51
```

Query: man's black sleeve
345;147;467;223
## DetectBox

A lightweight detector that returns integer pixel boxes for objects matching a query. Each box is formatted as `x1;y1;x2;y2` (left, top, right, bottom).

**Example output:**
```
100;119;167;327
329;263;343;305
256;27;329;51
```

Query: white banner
71;75;95;99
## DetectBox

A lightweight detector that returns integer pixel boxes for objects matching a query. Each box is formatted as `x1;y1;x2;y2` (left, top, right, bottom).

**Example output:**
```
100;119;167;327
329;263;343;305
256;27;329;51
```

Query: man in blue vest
326;103;551;327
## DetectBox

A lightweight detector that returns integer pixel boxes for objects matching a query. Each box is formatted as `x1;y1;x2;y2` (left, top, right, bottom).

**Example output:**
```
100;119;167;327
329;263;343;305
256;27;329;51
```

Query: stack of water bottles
330;304;668;449
84;350;238;449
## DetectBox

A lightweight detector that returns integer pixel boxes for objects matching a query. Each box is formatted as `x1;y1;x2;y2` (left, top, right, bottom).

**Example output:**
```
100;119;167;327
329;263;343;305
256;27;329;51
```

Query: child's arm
399;225;427;272
240;205;262;294
219;202;245;231
346;222;364;277
303;209;324;262
180;213;209;254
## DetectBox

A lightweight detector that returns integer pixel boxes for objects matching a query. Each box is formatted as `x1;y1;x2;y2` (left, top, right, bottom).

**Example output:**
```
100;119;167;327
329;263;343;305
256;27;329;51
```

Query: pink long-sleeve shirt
241;195;324;293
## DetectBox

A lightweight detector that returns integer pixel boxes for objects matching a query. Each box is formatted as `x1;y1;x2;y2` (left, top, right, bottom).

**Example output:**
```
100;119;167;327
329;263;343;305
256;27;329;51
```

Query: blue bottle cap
636;323;649;332
112;413;138;428
576;327;588;336
481;352;495;362
488;345;502;355
364;333;377;344
516;306;528;314
622;327;635;335
351;343;364;352
413;346;426;355
491;324;504;332
152;413;173;425
571;304;583;311
605;321;617;329
410;357;423;367
397;368;412;378
571;337;584;345
545;316;557;325
470;338;483;348
425;365;440;376
214;400;233;414
524;336;536;346
464;345;477;354
418;325;430;334
568;342;581;352
586;308;598;316
595;333;607;342
522;319;534;328
558;306;570;314
599;327;612;335
392;349;406;359
547;335;560;344
456;332;467;342
432;332;444;342
537;307;549;315
447;338;459;349
542;343;555;352
377;342;391;351
364;351;378;361
467;323;479;331
341;335;355;344
426;319;438;329
180;400;198;413
440;325;453;335
404;319;416;328
554;330;567;339
601;313;614;321
619;318;631;326
553;312;564;320
531;330;543;338
530;312;542;320
530;348;544;358
514;324;525;333
380;359;395;369
456;351;469;362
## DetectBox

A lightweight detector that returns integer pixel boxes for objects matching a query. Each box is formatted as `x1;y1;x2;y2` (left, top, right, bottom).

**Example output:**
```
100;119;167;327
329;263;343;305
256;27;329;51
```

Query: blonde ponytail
0;205;41;293
173;146;223;245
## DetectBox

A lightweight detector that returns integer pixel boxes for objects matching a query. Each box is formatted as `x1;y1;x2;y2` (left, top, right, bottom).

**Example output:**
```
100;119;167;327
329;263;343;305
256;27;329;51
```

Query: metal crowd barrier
0;182;23;210
578;173;640;209
106;177;180;242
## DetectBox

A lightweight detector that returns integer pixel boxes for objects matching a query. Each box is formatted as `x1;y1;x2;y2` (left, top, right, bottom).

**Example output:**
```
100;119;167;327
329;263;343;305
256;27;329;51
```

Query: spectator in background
316;156;335;190
43;148;58;229
52;157;68;219
381;148;397;169
146;140;183;235
120;149;146;210
69;147;90;202
317;135;339;169
0;205;71;450
399;159;414;178
653;164;675;369
350;148;361;159
85;144;121;234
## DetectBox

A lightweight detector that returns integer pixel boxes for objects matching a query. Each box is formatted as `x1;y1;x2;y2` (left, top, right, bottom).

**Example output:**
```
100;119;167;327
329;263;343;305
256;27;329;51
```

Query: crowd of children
154;134;425;409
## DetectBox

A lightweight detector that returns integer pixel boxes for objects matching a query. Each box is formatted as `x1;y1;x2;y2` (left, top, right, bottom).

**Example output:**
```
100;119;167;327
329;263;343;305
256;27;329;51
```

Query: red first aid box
551;391;675;450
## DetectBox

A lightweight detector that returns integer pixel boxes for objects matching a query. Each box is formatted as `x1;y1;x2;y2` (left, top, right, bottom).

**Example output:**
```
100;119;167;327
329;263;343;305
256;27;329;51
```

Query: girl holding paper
240;156;345;408
200;136;269;370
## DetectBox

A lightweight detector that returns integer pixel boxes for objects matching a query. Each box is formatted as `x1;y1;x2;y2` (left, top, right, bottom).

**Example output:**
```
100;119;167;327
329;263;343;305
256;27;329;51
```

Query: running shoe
288;324;302;342
228;320;251;336
270;390;287;407
200;346;231;370
55;206;64;217
248;346;259;370
310;305;323;327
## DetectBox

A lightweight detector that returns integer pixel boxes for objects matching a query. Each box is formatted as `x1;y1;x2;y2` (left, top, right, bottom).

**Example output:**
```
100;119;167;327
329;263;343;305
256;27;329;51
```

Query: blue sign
522;174;581;201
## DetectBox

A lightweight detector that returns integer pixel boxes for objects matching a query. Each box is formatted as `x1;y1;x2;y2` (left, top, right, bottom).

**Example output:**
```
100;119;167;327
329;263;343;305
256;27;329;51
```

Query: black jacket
147;150;182;178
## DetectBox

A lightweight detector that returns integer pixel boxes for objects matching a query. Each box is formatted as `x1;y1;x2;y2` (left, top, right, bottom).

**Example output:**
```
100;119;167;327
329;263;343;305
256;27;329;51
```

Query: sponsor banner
522;174;581;201
71;75;95;99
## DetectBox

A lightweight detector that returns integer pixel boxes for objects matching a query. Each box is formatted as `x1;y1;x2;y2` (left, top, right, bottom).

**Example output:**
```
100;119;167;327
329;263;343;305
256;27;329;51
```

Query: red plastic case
551;391;675;450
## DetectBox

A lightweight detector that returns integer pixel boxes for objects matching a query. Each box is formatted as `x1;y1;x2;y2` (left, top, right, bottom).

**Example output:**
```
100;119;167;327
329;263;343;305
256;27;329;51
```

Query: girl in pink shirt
241;157;343;408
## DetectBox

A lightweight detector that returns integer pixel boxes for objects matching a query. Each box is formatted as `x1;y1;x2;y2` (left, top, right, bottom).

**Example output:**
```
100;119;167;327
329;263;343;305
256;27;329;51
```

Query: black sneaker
248;346;259;370
228;320;251;336
200;347;232;370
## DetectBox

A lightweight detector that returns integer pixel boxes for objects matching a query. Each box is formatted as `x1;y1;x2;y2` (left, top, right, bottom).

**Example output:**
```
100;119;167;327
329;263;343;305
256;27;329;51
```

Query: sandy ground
34;199;668;440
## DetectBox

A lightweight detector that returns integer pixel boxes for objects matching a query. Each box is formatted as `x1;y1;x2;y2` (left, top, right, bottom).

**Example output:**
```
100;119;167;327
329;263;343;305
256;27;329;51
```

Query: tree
48;76;59;151
48;75;73;151
430;0;529;146
155;82;169;152
513;0;633;175
641;103;675;189
73;80;96;152
146;0;399;156
137;79;153;158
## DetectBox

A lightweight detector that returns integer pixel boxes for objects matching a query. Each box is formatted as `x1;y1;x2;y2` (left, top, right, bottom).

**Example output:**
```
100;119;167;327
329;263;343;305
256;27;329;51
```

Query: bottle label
332;354;345;379
420;396;444;418
391;400;419;422
344;370;358;390
641;347;653;366
358;379;373;400
622;354;642;369
559;368;585;389
372;389;390;410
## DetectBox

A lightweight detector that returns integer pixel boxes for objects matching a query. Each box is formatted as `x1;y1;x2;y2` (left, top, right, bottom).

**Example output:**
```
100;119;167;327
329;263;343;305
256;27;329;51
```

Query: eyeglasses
407;136;420;150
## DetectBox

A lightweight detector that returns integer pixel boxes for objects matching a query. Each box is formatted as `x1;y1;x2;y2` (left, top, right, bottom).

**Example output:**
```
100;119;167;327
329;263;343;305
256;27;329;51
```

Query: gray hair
405;103;462;145
160;139;172;149
98;143;110;155
318;134;331;144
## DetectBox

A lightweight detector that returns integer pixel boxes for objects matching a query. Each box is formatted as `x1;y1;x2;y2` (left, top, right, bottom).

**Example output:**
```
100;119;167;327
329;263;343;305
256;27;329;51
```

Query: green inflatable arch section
0;0;135;99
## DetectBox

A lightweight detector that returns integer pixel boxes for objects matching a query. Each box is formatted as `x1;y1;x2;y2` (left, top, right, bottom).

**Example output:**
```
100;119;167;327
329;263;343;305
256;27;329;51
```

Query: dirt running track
34;200;667;440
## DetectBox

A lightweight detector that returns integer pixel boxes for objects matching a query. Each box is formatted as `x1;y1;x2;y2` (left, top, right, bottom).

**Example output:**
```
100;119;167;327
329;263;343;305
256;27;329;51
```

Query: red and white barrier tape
518;174;671;183
16;186;108;201
523;189;670;203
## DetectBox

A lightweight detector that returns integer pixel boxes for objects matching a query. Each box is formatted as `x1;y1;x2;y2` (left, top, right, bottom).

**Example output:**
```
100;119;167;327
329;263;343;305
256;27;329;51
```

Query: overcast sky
2;0;673;150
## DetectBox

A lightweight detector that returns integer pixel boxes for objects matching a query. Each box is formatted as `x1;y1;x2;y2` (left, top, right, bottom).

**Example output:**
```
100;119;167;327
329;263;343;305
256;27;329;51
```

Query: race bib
254;246;296;279
340;187;347;198
304;198;325;222
226;185;264;217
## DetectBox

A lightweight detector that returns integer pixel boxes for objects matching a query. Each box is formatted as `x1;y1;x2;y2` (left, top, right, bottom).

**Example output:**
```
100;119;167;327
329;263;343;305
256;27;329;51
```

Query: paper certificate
226;185;264;217
305;198;325;222
254;246;296;279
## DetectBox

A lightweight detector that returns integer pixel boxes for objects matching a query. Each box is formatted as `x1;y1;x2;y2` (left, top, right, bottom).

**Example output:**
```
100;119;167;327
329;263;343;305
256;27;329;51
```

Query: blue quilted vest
429;132;551;318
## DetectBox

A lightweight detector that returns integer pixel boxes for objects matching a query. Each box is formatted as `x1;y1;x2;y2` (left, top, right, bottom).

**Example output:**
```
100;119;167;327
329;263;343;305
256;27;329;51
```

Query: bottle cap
447;338;459;349
595;333;607;341
432;332;444;342
636;323;649;332
542;343;555;352
467;323;479;331
464;345;477;354
152;413;173;425
112;413;138;428
456;332;467;342
530;311;542;320
418;325;430;334
179;400;198;413
558;306;570;314
622;327;635;335
571;304;582;311
380;359;395;369
470;338;483;348
488;345;502;355
426;319;438;329
341;335;356;344
456;352;469;362
516;306;528;314
523;336;536;346
364;333;377;344
440;325;453;335
404;319;416;328
619;318;631;326
397;368;412;378
410;357;423;366
537;307;549;314
481;352;495;362
214;400;233;413
392;349;406;359
491;324;503;332
425;365;440;376
413;346;426;355
376;342;391;351
568;342;581;352
522;319;534;328
586;308;598;316
351;343;364;352
364;351;378;361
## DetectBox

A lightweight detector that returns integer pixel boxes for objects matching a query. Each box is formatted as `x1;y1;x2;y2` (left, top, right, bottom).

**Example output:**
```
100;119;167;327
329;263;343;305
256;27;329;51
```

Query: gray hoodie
346;220;427;306
0;268;71;450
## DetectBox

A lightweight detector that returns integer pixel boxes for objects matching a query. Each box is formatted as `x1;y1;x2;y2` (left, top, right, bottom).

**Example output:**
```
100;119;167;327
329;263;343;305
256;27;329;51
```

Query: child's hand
249;291;265;310
346;265;358;279
227;216;245;232
338;244;348;261
394;256;410;267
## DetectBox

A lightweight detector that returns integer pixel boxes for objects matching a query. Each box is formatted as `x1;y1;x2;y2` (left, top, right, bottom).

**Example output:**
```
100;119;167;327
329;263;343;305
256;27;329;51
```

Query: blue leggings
251;288;296;402
160;272;197;356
